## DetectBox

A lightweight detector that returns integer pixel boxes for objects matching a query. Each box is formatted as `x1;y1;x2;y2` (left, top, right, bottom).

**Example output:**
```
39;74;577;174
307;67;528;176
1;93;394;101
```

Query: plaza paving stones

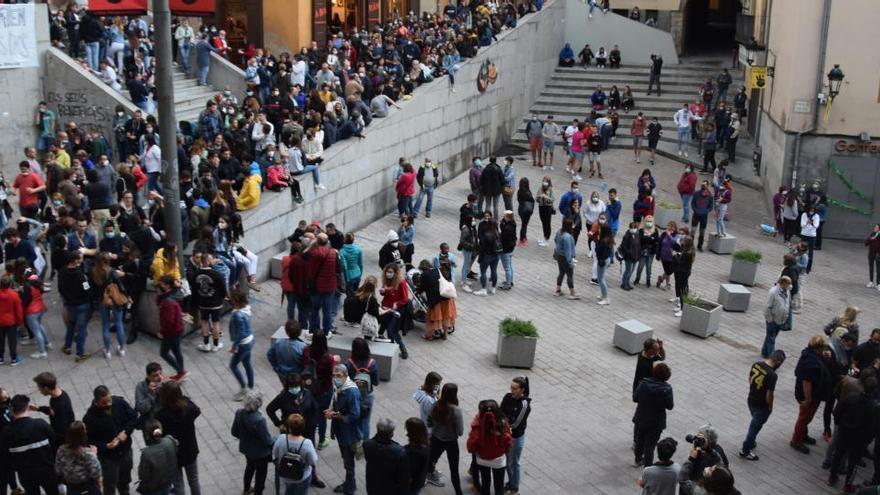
5;148;874;494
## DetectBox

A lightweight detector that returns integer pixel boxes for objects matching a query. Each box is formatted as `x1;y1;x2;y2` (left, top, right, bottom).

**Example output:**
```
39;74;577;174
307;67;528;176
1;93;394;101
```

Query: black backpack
278;437;306;481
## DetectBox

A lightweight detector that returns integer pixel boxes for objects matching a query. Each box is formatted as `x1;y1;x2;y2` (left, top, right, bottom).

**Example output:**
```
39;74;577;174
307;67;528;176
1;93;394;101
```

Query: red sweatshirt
0;288;23;328
158;293;184;338
466;412;513;461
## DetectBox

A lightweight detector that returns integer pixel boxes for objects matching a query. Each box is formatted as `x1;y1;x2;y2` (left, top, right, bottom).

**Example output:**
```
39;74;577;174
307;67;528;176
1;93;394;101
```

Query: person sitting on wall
559;43;576;67
609;44;622;69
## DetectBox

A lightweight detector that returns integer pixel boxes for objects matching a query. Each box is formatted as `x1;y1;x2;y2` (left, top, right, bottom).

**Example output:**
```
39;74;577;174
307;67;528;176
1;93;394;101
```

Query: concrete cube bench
718;283;751;312
708;234;736;254
271;328;399;381
270;252;285;280
613;319;653;354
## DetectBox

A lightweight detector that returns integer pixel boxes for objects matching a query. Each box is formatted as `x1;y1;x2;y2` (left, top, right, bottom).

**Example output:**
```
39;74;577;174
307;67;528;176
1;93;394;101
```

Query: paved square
4;148;873;494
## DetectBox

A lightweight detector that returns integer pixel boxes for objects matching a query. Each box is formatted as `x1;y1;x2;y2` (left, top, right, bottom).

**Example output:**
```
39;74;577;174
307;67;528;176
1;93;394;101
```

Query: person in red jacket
677;164;697;223
212;29;230;58
0;276;24;365
467;399;513;495
282;240;310;329
306;233;340;335
156;275;188;381
396;162;416;216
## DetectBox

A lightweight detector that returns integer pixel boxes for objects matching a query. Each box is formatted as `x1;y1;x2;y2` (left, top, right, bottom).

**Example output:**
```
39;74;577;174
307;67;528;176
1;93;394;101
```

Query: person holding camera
679;425;729;490
739;350;786;461
678;457;738;495
632;362;673;467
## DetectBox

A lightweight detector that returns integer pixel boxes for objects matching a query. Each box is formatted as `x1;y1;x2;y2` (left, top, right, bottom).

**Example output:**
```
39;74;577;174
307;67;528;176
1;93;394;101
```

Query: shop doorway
217;0;263;66
683;0;737;55
328;0;366;35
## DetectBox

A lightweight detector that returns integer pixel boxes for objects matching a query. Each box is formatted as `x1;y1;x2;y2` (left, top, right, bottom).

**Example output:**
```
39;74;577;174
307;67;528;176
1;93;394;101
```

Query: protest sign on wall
0;4;38;69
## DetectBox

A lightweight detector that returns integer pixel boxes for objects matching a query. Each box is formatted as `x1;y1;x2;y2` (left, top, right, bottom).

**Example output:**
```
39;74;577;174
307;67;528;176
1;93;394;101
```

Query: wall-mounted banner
88;0;148;16
171;0;217;17
0;3;38;69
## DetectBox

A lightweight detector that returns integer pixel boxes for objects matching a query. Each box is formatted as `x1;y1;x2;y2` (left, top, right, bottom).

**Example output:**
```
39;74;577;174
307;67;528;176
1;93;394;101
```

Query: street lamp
827;64;845;98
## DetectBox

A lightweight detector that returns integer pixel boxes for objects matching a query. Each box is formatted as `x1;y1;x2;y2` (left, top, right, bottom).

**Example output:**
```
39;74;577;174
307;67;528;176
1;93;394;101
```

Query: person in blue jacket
557;181;584;217
326;364;361;495
229;289;255;402
266;320;306;386
195;33;220;86
690;180;715;251
554;218;578;300
606;188;622;236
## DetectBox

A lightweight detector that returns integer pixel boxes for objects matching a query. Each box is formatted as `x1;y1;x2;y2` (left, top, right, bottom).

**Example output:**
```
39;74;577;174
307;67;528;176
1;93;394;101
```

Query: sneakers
566;294;580;300
739;450;759;461
317;438;331;450
488;286;496;295
590;279;599;285
19;337;34;346
197;342;212;352
117;346;126;357
9;357;22;366
673;309;682;317
104;350;112;360
212;342;225;352
75;353;91;363
473;289;488;296
314;183;327;190
426;471;446;487
62;346;72;355
575;175;583;180
499;284;512;291
233;389;247;402
400;348;409;359
537;239;548;247
460;284;472;293
868;282;876;288
668;296;679;303
572;258;578;264
597;298;610;305
30;351;48;359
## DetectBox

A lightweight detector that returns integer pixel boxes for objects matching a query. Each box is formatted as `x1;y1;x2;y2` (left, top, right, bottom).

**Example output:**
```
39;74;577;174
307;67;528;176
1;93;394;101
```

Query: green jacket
138;436;179;492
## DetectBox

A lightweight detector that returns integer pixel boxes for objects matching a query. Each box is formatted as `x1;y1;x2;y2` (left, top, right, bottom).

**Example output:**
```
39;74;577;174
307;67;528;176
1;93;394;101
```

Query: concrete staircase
122;67;219;124
510;58;760;185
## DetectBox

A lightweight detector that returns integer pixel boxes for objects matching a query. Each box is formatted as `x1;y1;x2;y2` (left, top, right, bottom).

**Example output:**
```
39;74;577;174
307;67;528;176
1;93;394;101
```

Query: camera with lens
685;434;706;448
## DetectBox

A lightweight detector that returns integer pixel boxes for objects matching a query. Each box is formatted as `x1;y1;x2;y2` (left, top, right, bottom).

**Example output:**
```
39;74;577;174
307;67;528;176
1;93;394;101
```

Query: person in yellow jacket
237;162;262;211
151;244;182;284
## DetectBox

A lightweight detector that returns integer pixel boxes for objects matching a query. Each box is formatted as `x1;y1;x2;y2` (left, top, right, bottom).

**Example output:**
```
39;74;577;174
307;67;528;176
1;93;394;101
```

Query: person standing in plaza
155;381;202;495
156;275;188;381
0;275;23;366
554;218;578;300
525;115;544;168
467;400;513;495
413;157;439;219
134;363;164;430
501;377;531;495
619;221;641;291
865;224;880;288
137;420;179;495
405;418;431;493
83;385;138;495
632;363;674;467
267;320;307;386
714;177;733;238
469;158;484;212
637;437;680;495
672;236;695;317
480;157;505;220
647;54;663;96
0;394;59;495
474;218;501;296
502;157;517;212
59;251;93;362
195;253;226;352
782;193;800;245
690;181;714;251
673;104;695;158
428;383;464;495
541;116;560;170
678;165;697;224
646;117;662;166
633;338;666;393
761;276;791;358
33;372;76;444
631;112;647;164
516;178;534;246
55;420;103;495
229;289;256;401
633;216;659;287
790;335;831;454
499;211;517;290
595;225;615;306
231;391;275;495
326;364;362;495
800;204;820;274
363;418;411;494
536;177;555;247
739;350;786;461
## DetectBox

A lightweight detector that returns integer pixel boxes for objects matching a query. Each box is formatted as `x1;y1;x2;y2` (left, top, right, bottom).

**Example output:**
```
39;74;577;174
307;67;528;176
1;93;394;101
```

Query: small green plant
499;318;539;338
681;292;718;310
733;249;763;264
657;201;680;210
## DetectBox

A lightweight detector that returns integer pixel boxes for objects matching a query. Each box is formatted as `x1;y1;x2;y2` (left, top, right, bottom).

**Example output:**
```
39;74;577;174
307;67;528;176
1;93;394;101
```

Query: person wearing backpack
466;400;513;495
325;364;362;495
345;338;380;440
272;413;318;495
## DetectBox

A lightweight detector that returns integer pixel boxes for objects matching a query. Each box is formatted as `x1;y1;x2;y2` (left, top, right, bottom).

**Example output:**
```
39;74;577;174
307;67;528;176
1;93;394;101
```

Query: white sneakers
674;309;682;317
473;289;488;296
460;284;473;293
537;239;548;247
597;298;610;305
488;286;496;295
868;282;876;288
197;342;225;352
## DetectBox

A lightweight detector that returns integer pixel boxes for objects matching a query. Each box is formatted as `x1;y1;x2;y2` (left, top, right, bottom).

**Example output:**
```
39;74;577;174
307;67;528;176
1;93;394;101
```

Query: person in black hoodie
501;377;531;495
828;375;876;490
632;363;674;467
265;372;322;487
619;221;641;290
58;251;93;362
404;418;430;495
479;157;505;219
194;253;228;352
83;385;138;495
154;381;202;495
854;329;880;371
790;336;831;454
499;211;517;290
0;394;58;495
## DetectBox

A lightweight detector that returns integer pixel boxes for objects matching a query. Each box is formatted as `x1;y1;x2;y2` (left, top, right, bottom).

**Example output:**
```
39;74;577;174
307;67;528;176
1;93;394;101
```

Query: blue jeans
479;254;499;289
597;262;608;298
500;252;514;286
382;312;405;351
634;254;653;284
413;186;434;216
147;172;163;195
141;483;173;495
346;277;360;295
292;164;320;185
742;404;771;453
25;311;48;353
762;321;781;358
507;435;526;490
64;303;91;356
622;260;636;288
461;250;474;283
198;64;210;85
179;43;192;74
230;341;255;389
680;194;692;222
283;476;311;495
716;203;728;236
677;127;690;152
309;291;335;333
397;195;413;216
100;305;126;351
286;293;310;329
85;41;100;70
357;397;373;441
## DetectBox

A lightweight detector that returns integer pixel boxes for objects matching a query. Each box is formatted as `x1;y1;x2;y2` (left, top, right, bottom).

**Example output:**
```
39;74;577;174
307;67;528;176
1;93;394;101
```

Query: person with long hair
231;391;275;495
93;252;128;359
405;417;431;494
474;217;500;296
418;259;457;342
303;332;335;450
228;289;255;401
379;264;410;353
154;381;202;495
428;383;464;495
595;224;615;305
656;221;679;290
535;177;555;247
516;178;534;246
672;236;696;317
55;421;103;494
345;338;380;440
14;258;49;358
500;377;531;495
554;218;577;299
633;215;659;287
150;243;180;284
822;305;861;341
137;419;178;495
466;399;513;495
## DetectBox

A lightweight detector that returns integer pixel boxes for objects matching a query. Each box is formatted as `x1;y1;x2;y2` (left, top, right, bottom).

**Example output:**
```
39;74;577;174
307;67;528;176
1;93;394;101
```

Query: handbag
438;273;457;299
360;297;380;338
102;281;130;307
179;278;191;298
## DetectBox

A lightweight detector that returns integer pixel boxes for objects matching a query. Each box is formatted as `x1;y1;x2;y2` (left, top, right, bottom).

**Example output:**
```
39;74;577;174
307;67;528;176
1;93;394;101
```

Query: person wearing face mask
656;222;679;290
325;364;362;495
713;177;733;238
231;390;276;495
633;216;659;287
58;251;93;362
83;385;138;495
678;165;697;223
690;181;715;251
379;230;405;272
583;191;607;254
380;264;413;352
618;222;641;291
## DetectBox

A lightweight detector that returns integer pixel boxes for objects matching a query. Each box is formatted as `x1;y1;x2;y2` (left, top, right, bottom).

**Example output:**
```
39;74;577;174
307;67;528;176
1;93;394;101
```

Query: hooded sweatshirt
632;377;674;430
158;288;185;339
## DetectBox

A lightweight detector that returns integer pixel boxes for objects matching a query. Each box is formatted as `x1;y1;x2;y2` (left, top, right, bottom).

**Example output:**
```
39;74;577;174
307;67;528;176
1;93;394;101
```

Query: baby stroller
406;267;428;325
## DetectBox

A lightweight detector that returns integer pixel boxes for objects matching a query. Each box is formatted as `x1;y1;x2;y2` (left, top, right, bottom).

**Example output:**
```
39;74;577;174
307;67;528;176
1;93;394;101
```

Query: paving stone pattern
4;148;874;495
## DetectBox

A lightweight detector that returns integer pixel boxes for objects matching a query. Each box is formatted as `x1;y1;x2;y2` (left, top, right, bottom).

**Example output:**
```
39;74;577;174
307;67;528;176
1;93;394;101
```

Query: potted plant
654;200;683;228
680;292;722;338
497;318;539;368
729;249;762;286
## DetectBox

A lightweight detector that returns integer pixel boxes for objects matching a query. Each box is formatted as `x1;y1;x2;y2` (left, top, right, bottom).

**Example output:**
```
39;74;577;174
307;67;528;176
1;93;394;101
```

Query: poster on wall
0;4;38;69
477;59;498;93
87;0;148;16
171;0;217;17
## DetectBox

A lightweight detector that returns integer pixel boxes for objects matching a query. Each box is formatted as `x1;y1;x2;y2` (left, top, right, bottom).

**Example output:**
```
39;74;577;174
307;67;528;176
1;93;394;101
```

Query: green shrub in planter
733;249;762;264
499;318;539;338
497;318;538;368
730;249;762;286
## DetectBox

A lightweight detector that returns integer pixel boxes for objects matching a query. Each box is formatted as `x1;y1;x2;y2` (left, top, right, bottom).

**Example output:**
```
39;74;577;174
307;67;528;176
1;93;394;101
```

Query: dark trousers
556;257;574;289
160;335;184;374
244;455;271;495
339;443;356;494
804;235;815;273
100;450;133;495
19;468;59;495
648;73;661;95
0;326;17;361
830;428;864;484
783;218;799;242
691;214;708;249
518;210;532;241
477;466;505;495
633;425;663;466
674;271;691;307
538;205;552;240
429;437;463;495
869;251;880;284
727;136;739;161
702;149;716;171
815;221;825;249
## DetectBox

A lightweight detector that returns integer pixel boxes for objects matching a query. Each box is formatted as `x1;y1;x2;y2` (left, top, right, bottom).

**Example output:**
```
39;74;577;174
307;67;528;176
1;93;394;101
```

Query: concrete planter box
653;205;683;229
708;234;736;254
497;334;537;369
613;319;653;354
270;252;285;280
729;259;759;286
718;284;751;312
680;298;722;338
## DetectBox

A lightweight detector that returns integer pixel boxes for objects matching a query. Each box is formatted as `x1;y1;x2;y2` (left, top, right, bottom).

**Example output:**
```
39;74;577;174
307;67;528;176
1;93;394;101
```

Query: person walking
500;377;531;495
866;224;880;288
677;165;697;224
156;276;188;381
466;400;513;495
174;19;195;76
195;34;219;86
516;178;534;246
554;219;578;300
229;289;256;401
363;418;411;494
83;385;138;495
739;350;786;460
790;335;831;454
326;364;362;495
595;225;614;305
154;382;201;495
647;54;662;96
761;276;791;358
0;275;23;366
428;384;464;495
93;253;128;360
231;391;275;495
800;205;820;274
632;363;674;467
136;420;178;495
272;413;318;495
619;222;641;291
56;421;103;495
536;177;555;247
631;112;647;164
